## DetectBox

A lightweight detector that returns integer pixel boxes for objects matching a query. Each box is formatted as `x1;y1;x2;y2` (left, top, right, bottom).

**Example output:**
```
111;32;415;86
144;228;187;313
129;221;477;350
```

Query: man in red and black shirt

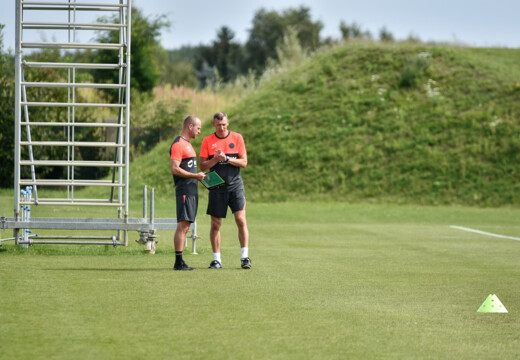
200;112;251;269
170;115;206;271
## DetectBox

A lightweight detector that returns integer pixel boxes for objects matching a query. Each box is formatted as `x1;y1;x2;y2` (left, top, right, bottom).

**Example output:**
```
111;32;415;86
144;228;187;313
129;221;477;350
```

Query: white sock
241;247;248;259
213;252;221;263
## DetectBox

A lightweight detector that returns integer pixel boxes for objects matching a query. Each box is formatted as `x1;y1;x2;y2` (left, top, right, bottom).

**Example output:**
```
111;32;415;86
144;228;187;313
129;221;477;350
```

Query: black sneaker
241;257;251;269
208;260;222;269
173;261;195;271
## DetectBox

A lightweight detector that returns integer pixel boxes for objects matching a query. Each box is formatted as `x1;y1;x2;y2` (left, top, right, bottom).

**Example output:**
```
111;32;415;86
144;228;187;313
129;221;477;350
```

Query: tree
339;21;372;41
275;26;306;68
160;60;198;88
160;47;198;87
90;7;170;98
379;26;395;42
245;6;323;74
194;26;245;87
212;26;245;82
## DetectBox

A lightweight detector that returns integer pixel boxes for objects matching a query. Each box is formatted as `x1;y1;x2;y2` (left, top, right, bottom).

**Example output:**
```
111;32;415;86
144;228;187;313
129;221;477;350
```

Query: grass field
1;193;519;359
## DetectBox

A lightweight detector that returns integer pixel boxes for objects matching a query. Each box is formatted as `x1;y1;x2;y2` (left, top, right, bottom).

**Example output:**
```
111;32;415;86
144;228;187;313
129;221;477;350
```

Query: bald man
169;115;206;270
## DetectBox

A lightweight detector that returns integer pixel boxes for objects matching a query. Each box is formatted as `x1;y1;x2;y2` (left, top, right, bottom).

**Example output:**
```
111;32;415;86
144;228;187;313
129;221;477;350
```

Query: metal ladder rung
24;62;122;69
20;160;125;167
23;7;122;12
19;179;125;187
22;1;128;7
20;121;125;128
23;5;125;12
22;21;125;31
29;236;118;240
29;199;122;203
20;200;125;207
22;1;127;6
21;101;126;108
22;82;126;89
18;240;125;245
22;42;124;50
20;141;125;148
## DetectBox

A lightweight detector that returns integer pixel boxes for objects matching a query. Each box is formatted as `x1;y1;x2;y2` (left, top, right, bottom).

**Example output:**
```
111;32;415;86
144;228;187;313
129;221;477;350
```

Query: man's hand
215;149;227;162
195;172;207;181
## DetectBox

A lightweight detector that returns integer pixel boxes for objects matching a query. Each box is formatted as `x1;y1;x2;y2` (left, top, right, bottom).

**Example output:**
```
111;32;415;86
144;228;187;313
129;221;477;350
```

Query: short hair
213;112;228;121
183;115;198;127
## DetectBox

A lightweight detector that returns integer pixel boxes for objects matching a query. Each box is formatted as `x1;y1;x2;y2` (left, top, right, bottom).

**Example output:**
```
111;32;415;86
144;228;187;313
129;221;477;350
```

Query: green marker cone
477;294;508;313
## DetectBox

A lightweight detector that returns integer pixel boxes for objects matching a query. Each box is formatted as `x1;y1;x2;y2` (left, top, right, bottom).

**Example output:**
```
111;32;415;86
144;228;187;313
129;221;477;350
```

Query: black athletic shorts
207;187;246;218
176;193;198;223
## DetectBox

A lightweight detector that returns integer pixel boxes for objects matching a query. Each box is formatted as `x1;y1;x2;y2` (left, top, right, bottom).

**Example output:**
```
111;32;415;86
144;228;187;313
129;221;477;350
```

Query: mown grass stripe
450;225;520;241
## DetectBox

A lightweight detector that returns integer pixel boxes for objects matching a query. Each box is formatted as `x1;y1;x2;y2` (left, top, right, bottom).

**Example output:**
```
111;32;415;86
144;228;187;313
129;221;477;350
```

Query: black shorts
176;193;198;223
207;187;246;218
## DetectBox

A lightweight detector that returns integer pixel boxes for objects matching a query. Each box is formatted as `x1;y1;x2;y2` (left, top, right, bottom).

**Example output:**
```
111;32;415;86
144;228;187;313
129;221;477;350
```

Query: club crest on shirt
229;143;235;149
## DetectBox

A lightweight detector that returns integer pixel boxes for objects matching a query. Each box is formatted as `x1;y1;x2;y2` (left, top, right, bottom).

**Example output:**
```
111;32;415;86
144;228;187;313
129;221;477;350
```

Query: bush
399;55;430;88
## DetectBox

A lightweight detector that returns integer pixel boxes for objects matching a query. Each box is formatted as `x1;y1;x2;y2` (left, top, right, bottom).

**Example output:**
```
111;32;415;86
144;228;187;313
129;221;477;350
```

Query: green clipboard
201;171;226;189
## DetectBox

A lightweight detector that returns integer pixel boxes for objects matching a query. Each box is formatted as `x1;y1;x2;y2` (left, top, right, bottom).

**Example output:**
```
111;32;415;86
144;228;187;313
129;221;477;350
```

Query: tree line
162;6;399;89
0;6;398;188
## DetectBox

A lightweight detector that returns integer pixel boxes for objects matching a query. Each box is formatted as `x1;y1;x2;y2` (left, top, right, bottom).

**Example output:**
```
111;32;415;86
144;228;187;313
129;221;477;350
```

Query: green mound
132;43;520;206
229;43;520;205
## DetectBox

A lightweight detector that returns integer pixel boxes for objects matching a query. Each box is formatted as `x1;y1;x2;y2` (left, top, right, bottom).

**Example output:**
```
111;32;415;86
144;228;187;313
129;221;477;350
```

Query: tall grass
153;85;237;123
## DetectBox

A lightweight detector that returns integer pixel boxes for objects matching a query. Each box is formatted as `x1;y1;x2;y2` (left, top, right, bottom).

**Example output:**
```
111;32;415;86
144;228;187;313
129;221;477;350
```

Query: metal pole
124;1;132;221
149;187;154;226
191;222;198;254
21;72;38;203
145;187;155;253
14;0;22;244
142;185;147;219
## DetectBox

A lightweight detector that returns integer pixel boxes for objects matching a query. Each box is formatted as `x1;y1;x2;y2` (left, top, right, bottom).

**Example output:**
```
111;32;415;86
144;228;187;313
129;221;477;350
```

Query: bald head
182;115;202;140
184;115;200;127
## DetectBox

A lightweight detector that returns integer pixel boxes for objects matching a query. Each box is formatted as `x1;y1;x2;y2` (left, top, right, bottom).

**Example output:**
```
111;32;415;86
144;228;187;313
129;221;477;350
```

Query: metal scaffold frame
1;0;199;253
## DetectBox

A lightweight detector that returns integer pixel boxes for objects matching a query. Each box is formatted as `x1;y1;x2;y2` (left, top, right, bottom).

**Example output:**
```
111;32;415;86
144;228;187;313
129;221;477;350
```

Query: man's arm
170;159;206;181
228;153;247;168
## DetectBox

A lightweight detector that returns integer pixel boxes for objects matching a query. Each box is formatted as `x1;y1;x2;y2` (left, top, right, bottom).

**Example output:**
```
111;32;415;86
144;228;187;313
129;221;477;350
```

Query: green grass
1;194;519;359
219;43;520;206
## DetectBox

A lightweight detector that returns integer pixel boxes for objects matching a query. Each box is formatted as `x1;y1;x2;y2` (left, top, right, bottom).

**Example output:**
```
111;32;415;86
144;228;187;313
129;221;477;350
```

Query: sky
1;0;520;51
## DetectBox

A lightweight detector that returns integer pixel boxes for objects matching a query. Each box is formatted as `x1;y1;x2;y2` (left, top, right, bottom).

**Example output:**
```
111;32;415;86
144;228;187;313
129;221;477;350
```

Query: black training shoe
208;260;222;269
241;257;251;269
173;261;195;271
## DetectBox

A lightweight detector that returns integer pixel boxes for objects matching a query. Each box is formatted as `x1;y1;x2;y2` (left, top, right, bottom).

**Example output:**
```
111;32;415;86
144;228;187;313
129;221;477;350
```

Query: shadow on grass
43;267;247;272
0;245;172;256
44;267;172;272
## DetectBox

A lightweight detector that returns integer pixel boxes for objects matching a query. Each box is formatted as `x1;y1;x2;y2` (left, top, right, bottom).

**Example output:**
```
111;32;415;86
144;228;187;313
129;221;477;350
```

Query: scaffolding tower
1;0;198;253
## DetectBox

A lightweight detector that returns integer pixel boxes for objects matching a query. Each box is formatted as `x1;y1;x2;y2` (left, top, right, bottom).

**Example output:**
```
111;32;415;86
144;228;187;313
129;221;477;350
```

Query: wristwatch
225;156;230;163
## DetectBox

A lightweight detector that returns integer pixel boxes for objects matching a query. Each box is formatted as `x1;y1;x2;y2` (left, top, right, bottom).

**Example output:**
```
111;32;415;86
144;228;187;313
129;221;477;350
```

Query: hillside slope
228;43;520;205
134;43;520;206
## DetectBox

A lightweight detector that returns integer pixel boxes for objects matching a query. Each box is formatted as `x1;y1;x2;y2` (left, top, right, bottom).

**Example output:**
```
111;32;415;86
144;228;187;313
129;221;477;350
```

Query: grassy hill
133;42;520;206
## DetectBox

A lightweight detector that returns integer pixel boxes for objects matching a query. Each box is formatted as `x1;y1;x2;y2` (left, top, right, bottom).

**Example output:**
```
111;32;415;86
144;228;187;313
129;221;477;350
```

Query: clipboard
201;171;226;189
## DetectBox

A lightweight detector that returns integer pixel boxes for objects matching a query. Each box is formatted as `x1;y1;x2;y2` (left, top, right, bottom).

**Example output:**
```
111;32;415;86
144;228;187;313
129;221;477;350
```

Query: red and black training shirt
200;131;246;190
169;136;198;195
